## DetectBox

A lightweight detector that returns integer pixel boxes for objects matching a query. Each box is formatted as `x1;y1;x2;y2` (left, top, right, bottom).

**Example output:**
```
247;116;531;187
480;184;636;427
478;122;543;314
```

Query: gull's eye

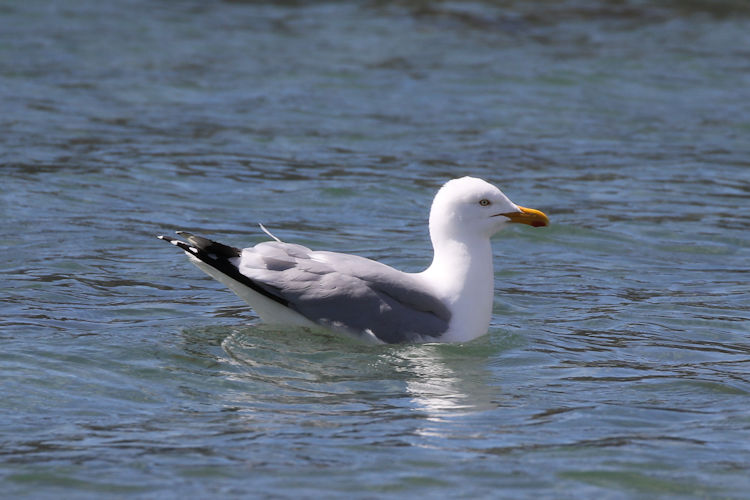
479;199;491;206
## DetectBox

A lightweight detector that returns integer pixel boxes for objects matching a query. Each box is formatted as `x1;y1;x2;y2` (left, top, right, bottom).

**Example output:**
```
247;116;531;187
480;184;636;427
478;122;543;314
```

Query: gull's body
159;177;548;343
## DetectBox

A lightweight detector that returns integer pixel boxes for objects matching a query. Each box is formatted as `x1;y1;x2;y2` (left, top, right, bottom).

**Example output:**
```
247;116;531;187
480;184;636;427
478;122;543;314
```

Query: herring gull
158;176;548;343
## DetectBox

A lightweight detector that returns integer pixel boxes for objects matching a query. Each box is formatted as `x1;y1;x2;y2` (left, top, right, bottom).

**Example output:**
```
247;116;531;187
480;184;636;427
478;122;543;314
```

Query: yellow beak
498;205;549;227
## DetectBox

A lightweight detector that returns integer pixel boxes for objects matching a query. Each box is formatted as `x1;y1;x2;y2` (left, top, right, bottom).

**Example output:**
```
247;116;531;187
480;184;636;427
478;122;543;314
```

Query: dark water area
2;0;750;498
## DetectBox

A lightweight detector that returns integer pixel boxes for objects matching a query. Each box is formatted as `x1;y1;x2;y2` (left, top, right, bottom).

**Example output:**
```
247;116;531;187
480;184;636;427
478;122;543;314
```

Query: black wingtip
158;231;289;308
170;232;241;258
157;234;197;254
157;234;178;244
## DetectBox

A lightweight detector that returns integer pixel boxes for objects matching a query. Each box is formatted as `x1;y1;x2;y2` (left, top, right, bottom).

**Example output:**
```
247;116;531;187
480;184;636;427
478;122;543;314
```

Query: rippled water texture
2;0;750;498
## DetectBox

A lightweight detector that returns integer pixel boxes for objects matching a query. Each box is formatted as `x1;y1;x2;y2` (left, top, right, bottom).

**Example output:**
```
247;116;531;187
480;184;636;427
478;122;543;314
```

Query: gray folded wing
237;242;451;343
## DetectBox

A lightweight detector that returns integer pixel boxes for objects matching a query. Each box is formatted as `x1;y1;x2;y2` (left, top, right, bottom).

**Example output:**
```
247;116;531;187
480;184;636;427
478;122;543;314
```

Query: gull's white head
429;176;549;241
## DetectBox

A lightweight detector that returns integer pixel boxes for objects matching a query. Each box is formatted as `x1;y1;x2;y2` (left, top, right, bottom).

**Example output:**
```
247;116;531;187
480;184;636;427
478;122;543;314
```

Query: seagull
158;176;548;343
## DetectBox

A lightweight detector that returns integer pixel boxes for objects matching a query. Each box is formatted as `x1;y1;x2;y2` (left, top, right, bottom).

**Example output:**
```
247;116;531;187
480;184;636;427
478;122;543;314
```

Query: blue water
2;1;750;498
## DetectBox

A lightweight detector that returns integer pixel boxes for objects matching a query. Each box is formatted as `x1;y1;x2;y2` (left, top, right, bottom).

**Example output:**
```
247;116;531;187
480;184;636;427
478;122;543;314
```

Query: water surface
2;0;750;498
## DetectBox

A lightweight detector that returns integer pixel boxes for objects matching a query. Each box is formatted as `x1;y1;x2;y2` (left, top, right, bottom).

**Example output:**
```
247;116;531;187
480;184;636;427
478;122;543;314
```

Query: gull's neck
419;227;495;342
